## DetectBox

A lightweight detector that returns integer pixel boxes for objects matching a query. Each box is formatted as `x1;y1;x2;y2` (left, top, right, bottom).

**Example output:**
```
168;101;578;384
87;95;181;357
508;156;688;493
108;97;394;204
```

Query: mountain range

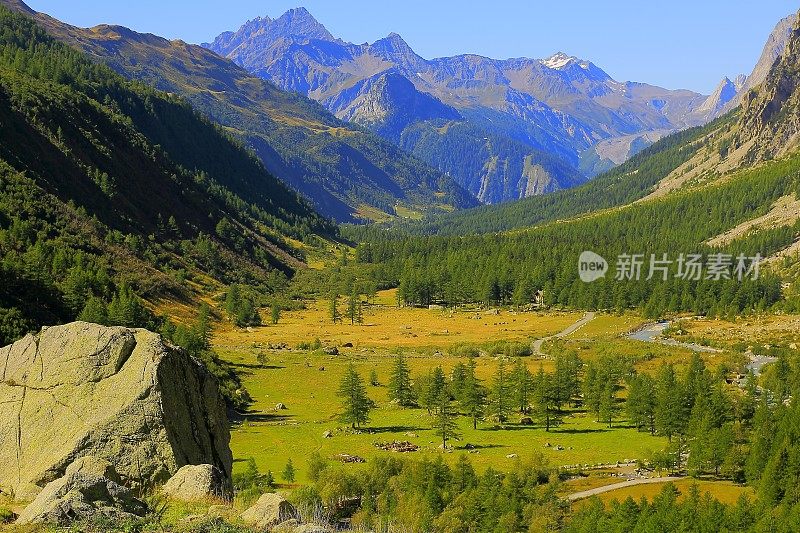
206;8;796;204
5;0;793;218
203;9;699;202
0;0;478;223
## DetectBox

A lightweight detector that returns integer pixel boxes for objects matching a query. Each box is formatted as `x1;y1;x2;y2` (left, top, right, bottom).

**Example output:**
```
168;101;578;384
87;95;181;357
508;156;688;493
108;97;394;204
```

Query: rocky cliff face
328;69;462;141
737;12;800;161
0;322;232;500
742;13;798;96
708;13;798;119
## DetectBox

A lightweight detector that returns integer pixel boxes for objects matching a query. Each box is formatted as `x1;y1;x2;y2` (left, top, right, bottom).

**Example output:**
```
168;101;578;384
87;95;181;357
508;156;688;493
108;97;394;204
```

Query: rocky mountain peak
269;7;334;41
332;68;460;140
740;12;798;95
204;7;334;55
541;52;577;69
697;76;741;115
539;51;611;82
738;10;800;159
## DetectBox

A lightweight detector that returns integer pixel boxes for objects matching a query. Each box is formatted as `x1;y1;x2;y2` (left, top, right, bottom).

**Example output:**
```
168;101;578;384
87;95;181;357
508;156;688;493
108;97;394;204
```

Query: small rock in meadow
240;492;296;530
162;464;232;502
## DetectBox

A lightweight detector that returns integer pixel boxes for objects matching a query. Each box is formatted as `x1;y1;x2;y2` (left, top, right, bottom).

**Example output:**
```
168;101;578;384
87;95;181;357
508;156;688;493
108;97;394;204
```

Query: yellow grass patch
214;298;582;351
588;478;753;507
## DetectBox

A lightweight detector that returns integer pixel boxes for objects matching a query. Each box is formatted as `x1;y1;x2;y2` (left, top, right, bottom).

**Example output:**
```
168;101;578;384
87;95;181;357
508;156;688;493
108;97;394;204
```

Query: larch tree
512;358;533;414
337;363;371;429
388;353;415;407
460;358;487;429
491;359;513;424
434;391;460;449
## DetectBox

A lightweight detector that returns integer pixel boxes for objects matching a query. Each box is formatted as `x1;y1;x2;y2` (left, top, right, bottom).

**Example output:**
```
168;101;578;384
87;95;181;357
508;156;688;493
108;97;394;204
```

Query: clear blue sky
23;0;799;93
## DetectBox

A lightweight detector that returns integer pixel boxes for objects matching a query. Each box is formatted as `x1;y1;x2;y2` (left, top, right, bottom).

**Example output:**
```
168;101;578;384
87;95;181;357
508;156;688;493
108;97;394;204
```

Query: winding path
567;476;681;501
533;312;596;355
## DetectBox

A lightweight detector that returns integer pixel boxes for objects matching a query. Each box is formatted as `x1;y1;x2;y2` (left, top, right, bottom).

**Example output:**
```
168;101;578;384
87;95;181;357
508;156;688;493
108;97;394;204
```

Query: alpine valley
2;2;800;533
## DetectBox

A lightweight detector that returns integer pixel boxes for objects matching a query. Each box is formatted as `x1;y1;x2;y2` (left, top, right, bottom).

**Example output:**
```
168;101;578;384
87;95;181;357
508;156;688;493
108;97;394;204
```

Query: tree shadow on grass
479;425;609;434
455;443;505;450
480;425;545;432
230;362;286;371
365;425;427;434
230;411;293;424
552;428;609;434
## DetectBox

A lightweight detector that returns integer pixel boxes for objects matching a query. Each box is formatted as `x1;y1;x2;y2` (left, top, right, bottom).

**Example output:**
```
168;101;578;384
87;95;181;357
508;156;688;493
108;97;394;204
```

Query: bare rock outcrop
0;322;232;501
15;471;147;525
738;11;800;159
162;464;231;501
240;492;296;530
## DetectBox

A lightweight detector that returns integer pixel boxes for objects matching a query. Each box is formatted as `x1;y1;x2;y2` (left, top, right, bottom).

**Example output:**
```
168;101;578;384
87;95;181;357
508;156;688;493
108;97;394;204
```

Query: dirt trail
532;312;596;355
567;476;681;501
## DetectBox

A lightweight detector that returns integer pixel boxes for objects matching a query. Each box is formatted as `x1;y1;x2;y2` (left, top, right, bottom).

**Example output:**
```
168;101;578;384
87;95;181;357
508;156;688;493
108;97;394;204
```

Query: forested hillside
354;153;799;316
0;6;332;346
0;0;477;223
362;114;734;236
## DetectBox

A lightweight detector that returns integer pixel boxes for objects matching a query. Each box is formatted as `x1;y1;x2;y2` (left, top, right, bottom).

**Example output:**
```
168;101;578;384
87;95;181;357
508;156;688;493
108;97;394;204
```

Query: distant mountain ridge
205;8;717;202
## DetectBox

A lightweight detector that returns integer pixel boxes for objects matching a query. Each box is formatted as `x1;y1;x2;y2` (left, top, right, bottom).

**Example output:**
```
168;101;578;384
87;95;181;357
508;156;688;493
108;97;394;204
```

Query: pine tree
532;365;560;431
337;363;371;429
460;358;486;429
422;366;447;415
224;284;241;319
347;288;359;325
582;362;602;421
491;359;513;424
599;380;617;428
434;391;460;449
271;304;281;325
626;373;657;434
450;362;467;400
554;351;582;408
330;292;340;324
388;353;415;407
107;285;150;328
78;296;108;325
281;458;296;483
512;358;533;414
196;303;211;350
655;363;684;442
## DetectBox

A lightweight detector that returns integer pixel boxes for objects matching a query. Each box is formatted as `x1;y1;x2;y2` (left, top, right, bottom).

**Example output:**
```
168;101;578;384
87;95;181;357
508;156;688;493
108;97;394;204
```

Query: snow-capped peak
541;52;577;70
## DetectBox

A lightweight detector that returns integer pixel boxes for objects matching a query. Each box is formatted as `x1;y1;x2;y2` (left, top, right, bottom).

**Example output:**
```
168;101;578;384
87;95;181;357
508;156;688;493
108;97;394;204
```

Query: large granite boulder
0;322;233;501
162;464;231;501
240;493;296;530
15;471;147;525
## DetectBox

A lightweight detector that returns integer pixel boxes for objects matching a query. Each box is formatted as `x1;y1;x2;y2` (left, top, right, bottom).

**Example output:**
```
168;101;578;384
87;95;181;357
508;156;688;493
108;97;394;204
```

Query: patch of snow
540;52;575;70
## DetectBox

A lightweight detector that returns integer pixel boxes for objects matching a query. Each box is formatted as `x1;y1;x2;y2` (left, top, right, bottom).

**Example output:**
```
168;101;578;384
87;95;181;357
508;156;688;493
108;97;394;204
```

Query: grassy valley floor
212;292;690;484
